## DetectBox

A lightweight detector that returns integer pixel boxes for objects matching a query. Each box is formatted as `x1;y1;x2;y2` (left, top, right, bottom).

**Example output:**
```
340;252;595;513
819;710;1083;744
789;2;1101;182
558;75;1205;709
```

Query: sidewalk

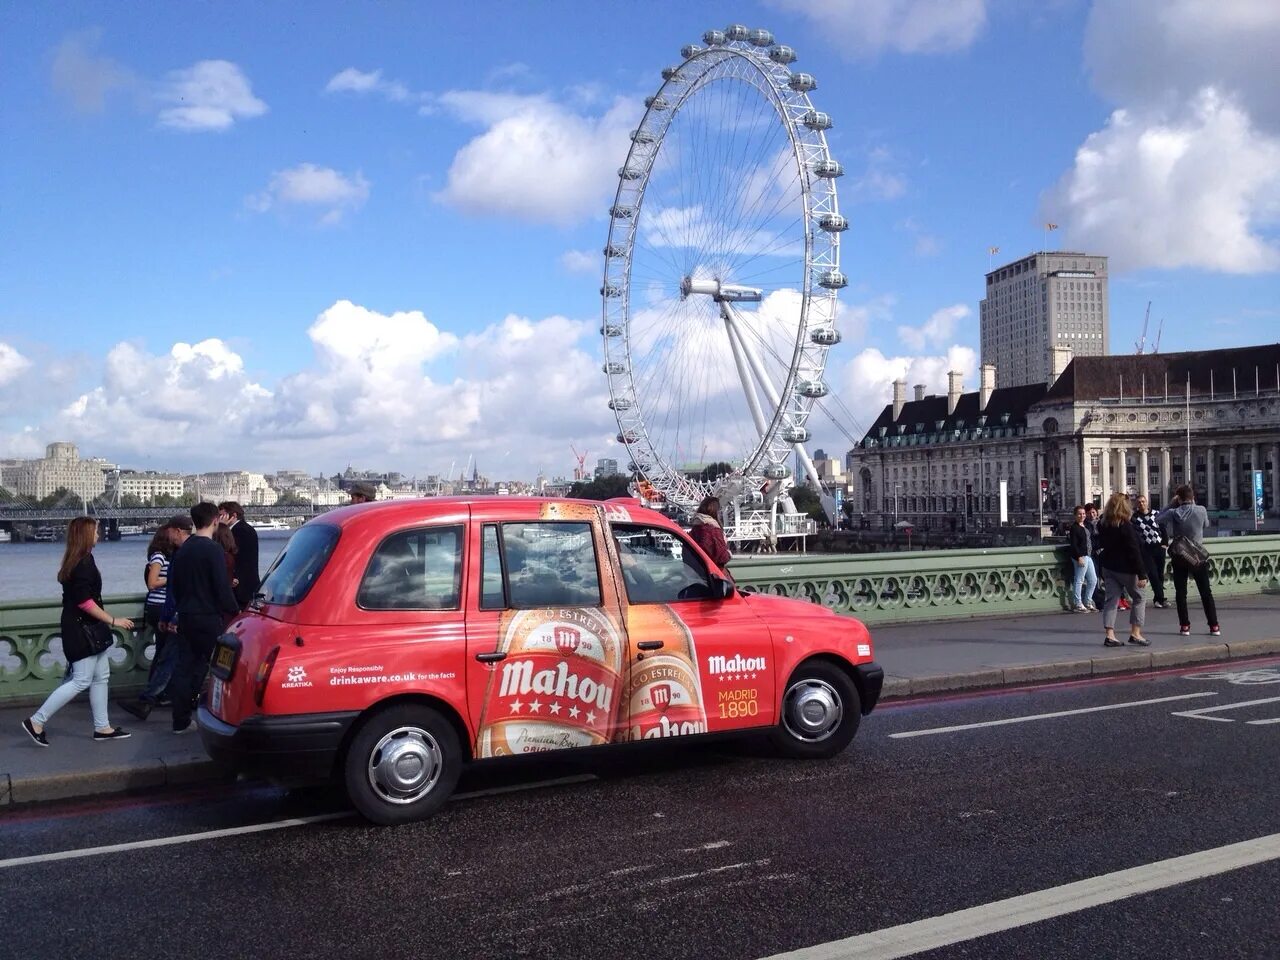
4;594;1279;808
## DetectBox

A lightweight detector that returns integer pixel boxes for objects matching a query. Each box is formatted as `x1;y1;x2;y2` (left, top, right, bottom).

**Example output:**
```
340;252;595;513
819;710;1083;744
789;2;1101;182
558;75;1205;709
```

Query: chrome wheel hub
367;726;443;805
782;679;843;742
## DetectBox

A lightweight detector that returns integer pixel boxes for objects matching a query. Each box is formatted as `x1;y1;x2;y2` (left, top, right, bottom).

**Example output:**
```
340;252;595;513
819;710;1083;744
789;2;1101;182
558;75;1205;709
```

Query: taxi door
608;521;776;740
463;501;629;758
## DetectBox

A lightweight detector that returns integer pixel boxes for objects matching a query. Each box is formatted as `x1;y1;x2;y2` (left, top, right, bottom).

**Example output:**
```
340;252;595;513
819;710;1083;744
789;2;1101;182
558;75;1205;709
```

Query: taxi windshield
258;523;340;605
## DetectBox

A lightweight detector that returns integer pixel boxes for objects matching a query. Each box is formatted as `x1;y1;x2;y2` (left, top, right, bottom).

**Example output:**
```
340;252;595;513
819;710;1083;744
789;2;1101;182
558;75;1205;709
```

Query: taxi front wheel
344;705;462;825
770;661;861;760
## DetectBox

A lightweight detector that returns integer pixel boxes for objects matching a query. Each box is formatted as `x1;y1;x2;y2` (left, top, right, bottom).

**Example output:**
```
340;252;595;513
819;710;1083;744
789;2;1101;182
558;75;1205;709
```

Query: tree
692;461;734;484
119;494;144;508
568;475;632;501
789;485;826;523
38;488;84;510
275;491;312;507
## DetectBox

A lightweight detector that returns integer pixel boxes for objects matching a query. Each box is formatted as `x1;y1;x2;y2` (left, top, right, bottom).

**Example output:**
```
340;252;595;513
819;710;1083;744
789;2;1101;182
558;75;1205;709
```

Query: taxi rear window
257;523;340;605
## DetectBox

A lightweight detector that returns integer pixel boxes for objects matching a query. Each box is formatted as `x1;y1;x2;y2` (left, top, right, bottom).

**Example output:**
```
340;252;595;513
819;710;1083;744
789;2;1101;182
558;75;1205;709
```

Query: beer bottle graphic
624;604;708;741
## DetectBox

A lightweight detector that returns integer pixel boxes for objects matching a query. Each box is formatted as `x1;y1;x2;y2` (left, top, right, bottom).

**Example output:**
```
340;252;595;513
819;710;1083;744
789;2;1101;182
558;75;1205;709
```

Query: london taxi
198;497;883;825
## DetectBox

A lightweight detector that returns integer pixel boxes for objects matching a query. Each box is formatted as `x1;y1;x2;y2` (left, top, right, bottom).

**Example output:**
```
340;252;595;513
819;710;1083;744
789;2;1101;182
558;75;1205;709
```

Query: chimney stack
1050;345;1073;385
891;378;906;420
913;383;926;402
979;363;996;411
947;370;963;415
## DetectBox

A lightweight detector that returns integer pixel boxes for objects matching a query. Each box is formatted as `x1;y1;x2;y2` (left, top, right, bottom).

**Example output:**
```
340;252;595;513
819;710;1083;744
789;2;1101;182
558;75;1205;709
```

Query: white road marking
681;839;733;852
0;773;598;871
760;832;1280;960
889;692;1217;739
1170;696;1280;723
1247;718;1280;725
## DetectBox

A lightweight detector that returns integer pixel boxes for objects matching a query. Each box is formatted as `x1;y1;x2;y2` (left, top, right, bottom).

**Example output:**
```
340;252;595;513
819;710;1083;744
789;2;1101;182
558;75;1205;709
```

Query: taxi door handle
636;640;664;651
475;651;507;663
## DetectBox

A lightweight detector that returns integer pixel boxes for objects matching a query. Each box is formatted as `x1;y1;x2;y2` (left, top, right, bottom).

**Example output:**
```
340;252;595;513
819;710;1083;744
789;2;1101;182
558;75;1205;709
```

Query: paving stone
1091;652;1153;675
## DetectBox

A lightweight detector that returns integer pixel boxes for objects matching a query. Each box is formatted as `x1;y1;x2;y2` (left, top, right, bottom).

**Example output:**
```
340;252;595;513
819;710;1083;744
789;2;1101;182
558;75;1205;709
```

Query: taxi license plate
210;678;226;718
210;635;241;681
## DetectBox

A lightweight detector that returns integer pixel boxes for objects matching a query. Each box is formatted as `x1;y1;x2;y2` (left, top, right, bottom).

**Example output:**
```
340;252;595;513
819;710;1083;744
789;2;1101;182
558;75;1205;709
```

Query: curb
880;639;1280;701
1;754;224;808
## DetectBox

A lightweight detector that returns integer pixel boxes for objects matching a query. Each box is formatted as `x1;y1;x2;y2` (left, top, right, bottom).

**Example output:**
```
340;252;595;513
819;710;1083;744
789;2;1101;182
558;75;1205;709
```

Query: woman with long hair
214;522;240;625
22;516;135;746
688;496;732;569
1096;492;1149;648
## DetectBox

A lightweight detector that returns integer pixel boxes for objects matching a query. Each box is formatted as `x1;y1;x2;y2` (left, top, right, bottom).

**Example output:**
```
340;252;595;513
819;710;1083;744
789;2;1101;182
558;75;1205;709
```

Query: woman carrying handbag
1156;484;1220;637
21;516;135;746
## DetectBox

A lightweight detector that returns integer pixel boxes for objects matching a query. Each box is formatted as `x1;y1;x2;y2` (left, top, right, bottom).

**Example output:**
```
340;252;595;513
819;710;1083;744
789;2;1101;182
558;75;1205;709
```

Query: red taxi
198;497;883;824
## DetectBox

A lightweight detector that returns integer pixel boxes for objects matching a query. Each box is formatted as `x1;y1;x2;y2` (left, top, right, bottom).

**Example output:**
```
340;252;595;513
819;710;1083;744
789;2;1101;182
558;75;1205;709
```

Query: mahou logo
708;654;767;676
650;683;672;711
555;627;581;655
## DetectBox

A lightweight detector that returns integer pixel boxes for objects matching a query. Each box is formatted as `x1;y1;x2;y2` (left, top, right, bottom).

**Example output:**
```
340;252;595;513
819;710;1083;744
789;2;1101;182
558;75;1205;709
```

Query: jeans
1071;557;1098;608
1172;558;1218;629
1141;545;1167;604
1101;568;1147;630
32;650;111;730
171;618;219;730
142;604;177;703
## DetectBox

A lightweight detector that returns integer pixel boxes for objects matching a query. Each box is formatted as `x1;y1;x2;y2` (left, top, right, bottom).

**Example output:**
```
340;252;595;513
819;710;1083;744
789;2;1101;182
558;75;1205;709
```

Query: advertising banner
999;480;1008;524
1255;470;1265;529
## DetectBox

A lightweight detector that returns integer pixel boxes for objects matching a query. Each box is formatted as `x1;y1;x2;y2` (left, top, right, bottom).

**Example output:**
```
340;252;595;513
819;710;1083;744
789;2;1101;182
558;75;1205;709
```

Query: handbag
1168;535;1208;570
80;616;114;655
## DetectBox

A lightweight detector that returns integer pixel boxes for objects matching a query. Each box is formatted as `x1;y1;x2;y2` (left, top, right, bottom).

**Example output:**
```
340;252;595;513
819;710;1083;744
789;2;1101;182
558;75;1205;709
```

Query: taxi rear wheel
344;705;461;825
770;661;861;760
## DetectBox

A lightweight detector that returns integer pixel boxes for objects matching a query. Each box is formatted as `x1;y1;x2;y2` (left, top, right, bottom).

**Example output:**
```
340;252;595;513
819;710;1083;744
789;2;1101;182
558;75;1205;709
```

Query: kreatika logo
281;664;313;689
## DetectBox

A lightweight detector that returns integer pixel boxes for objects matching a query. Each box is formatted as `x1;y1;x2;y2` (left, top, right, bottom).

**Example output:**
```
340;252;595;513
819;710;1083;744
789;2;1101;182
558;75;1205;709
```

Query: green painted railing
4;537;1279;706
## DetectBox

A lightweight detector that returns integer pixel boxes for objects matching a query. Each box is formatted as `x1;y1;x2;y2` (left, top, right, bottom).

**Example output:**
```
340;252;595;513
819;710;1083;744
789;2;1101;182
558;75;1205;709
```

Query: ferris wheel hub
679;276;763;303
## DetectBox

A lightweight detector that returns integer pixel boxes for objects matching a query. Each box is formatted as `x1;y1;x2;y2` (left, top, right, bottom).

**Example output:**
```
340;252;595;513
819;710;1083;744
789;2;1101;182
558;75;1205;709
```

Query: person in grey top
1156;484;1219;636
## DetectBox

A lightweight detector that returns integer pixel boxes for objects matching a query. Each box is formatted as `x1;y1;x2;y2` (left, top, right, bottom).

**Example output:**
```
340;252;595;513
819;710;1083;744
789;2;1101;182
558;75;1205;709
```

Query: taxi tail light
254;646;280;707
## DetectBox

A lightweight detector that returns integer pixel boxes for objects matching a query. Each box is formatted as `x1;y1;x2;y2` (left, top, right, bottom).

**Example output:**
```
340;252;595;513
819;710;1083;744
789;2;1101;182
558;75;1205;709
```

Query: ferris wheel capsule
601;323;624;337
702;29;726;45
604;243;627;257
788;73;817;92
747;28;774;47
810;327;842;346
617;431;640;444
812;159;843;179
631;128;656;143
724;24;749;41
601;284;622;298
661;66;685;81
619;165;643;180
610;204;636;219
644;95;670;110
680;43;702;59
763;464;791;480
608;398;633;411
801;110;832;130
818;213;848;232
782;426;810;443
603;362;626;375
796;380;829;398
817;269;848;289
769;45;797;64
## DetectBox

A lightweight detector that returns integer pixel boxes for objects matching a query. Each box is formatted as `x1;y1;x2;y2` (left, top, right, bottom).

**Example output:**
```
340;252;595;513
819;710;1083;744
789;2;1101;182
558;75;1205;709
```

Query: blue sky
1;0;1277;481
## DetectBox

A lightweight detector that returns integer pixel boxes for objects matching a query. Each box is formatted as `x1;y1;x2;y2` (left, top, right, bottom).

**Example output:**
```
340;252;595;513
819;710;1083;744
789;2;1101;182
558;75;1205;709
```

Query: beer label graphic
624;604;708;741
477;607;624;757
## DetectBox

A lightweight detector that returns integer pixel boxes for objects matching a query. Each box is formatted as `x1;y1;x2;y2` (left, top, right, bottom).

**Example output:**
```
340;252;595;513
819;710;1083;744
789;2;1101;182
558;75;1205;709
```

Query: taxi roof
310;496;679;531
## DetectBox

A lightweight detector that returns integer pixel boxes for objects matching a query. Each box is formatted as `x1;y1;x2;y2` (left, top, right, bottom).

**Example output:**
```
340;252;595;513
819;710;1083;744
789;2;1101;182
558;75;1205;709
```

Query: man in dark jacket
1067;505;1098;612
1132;494;1168;608
169;502;240;733
1156;484;1219;636
218;500;260;608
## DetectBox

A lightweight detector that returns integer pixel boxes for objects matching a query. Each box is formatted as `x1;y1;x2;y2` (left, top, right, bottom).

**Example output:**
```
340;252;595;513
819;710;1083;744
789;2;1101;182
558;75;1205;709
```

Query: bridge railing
3;537;1279;706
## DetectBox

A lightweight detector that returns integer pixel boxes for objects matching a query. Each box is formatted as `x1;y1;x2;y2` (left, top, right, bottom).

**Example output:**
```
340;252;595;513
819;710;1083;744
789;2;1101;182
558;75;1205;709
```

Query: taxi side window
613;524;712;603
358;525;463;611
480;524;505;610
496;521;602;609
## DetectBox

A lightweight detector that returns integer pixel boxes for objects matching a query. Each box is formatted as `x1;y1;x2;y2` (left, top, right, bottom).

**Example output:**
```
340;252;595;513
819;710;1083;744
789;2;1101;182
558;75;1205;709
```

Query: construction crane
1152;316;1164;353
570;444;589;481
1134;301;1152;354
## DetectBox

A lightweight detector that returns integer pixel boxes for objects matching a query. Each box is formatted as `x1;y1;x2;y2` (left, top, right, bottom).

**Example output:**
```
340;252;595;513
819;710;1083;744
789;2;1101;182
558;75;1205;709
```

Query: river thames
0;533;291;603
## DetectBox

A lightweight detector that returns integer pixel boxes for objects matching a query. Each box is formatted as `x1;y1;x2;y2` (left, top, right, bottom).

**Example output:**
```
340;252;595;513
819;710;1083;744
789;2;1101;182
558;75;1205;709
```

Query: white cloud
324;68;411;103
434;91;639;225
31;301;616;477
769;0;988;57
156;60;268;132
0;342;32;385
845;146;908;203
248;164;371;225
560;249;599;274
835;345;979;428
50;30;136;113
1048;89;1280;273
898;304;971;351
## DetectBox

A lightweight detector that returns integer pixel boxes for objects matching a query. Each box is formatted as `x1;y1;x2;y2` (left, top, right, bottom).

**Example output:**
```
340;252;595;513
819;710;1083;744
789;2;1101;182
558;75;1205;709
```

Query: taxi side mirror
711;576;735;600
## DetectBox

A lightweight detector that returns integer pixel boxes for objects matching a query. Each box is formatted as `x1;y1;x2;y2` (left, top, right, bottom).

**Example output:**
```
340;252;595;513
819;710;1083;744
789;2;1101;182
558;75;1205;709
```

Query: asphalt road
4;658;1280;960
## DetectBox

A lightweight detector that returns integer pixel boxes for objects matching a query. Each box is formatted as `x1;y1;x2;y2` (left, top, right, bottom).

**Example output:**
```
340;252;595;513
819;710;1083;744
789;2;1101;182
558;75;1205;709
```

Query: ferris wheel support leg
722;305;770;439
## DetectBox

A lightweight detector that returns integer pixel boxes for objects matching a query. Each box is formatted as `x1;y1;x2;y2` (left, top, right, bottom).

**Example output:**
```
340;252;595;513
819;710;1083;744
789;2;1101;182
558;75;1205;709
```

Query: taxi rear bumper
198;706;358;783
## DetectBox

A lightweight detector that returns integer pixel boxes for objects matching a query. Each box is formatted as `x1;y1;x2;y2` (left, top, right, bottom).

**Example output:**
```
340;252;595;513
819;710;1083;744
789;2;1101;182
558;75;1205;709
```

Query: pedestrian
1082;501;1106;607
120;515;192;721
1067;505;1098;612
217;500;259;608
168;502;240;734
21;517;134;746
1157;484;1220;637
214;521;240;624
688;496;732;568
1132;494;1169;608
1096;492;1149;647
348;480;377;504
